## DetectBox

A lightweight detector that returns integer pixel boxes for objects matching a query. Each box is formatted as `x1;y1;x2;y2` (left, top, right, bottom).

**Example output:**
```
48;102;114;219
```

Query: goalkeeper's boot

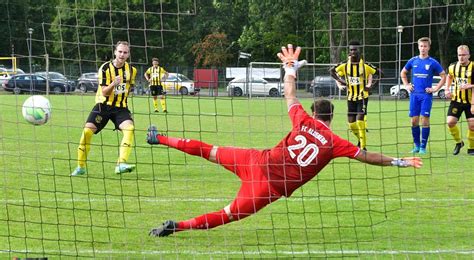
410;145;420;154
149;220;177;237
114;163;136;174
71;166;87;176
467;149;474;155
452;141;464;155
418;147;427;155
146;125;160;145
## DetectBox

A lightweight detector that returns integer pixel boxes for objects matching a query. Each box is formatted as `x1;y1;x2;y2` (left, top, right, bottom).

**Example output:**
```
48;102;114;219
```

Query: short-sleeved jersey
448;61;473;104
264;103;360;196
404;56;443;93
335;59;377;101
96;61;137;108
145;66;167;86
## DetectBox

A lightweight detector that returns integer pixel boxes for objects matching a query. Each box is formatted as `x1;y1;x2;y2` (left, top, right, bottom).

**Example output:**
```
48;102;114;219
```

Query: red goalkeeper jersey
263;103;360;196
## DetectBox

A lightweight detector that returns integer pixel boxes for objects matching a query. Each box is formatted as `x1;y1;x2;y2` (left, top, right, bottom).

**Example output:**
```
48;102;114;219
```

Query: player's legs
113;108;136;174
363;97;369;131
72;104;110;176
147;127;215;161
446;101;463;154
419;95;433;152
467;120;474;155
118;120;134;164
409;94;422;152
356;100;366;150
150;165;280;236
77;123;96;167
347;101;360;145
158;85;167;112
465;105;474;154
150;85;159;112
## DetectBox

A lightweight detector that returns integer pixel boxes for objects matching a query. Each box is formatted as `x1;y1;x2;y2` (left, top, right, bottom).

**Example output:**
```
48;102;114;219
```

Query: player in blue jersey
400;37;446;154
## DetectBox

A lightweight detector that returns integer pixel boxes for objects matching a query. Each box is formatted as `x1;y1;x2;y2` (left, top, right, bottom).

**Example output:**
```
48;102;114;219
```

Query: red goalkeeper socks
177;209;230;231
158;136;213;160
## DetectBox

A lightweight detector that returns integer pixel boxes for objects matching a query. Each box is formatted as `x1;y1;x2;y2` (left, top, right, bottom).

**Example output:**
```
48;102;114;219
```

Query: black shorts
347;99;367;116
86;103;133;133
150;85;165;96
447;101;474;119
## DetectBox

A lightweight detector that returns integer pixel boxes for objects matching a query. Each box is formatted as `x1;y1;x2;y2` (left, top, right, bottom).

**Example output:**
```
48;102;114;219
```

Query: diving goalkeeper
146;44;422;237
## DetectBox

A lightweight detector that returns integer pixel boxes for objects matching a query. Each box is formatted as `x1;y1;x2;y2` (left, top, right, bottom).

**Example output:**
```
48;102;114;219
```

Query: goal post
0;57;17;75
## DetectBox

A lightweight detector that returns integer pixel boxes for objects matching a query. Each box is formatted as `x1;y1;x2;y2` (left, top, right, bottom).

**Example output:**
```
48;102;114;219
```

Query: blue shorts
409;93;433;117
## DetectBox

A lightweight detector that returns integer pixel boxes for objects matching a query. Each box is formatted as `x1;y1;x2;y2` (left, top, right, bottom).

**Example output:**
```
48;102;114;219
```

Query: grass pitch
0;93;473;258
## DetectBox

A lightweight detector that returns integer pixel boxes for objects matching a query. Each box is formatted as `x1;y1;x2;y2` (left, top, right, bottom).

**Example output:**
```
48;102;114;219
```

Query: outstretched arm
277;44;306;109
354;150;422;168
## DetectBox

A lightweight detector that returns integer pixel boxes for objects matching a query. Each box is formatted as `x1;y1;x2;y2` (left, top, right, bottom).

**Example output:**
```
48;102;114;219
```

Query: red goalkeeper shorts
216;147;281;220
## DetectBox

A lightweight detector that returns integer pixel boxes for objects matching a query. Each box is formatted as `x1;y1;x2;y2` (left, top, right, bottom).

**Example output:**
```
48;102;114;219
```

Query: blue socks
421;127;430;149
412;126;421;148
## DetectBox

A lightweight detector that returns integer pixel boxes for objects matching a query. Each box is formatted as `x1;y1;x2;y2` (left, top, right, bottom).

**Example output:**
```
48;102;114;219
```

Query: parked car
308;76;344;97
1;68;25;88
227;77;282;97
35;71;75;91
162;73;199;95
77;72;99;93
390;76;450;99
3;74;72;94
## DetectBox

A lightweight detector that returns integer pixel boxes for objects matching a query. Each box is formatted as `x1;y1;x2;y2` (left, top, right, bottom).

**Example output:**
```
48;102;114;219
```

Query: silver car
227;77;282;97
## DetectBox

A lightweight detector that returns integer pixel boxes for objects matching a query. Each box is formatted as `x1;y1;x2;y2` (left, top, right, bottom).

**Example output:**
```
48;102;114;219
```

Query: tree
192;32;232;67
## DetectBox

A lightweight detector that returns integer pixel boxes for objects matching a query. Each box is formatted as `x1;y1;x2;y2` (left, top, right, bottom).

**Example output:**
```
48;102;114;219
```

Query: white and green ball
22;95;52;125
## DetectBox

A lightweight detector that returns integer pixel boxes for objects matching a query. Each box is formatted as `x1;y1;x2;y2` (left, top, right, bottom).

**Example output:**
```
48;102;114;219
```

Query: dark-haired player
147;44;422;237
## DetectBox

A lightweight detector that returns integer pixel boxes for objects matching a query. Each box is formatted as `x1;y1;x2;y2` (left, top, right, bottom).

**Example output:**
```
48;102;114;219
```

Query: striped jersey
335;58;377;101
145;66;167;86
96;61;137;108
448;61;473;104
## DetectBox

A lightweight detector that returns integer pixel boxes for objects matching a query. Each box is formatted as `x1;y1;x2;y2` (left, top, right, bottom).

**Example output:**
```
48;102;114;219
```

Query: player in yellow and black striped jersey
329;40;382;150
431;45;474;155
71;41;139;176
144;58;169;112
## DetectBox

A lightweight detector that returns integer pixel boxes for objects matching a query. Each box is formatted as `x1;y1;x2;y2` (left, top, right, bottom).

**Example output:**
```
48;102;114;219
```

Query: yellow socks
77;128;94;168
356;120;367;149
468;129;474;149
118;124;135;163
153;99;158;111
349;122;360;139
160;98;167;111
448;125;462;143
364;114;368;130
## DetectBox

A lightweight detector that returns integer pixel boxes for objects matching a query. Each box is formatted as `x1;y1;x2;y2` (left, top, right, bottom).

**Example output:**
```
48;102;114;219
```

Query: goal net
0;0;472;258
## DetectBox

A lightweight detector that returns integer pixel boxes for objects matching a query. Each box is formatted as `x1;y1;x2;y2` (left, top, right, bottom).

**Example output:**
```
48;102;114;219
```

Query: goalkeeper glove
283;59;307;78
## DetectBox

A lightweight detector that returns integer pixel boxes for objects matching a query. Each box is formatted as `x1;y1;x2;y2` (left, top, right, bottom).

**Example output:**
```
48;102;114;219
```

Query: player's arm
329;66;346;86
429;71;447;93
443;74;454;98
101;76;121;96
366;74;373;89
144;69;151;82
370;67;383;86
400;67;413;91
471;92;474;114
162;69;169;82
354;150;422;168
277;44;307;109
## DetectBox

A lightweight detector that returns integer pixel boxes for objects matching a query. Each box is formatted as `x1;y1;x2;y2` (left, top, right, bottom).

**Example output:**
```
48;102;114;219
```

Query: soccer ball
22;95;52;125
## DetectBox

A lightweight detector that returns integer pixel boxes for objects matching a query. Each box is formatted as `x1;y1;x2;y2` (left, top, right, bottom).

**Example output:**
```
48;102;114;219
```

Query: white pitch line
1;196;473;204
3;249;474;256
